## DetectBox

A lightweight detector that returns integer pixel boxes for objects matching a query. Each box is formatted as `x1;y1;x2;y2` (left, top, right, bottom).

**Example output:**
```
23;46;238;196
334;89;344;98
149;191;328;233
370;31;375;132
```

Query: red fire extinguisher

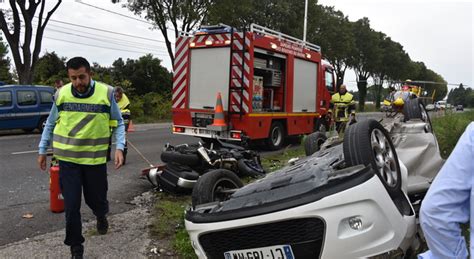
49;158;64;213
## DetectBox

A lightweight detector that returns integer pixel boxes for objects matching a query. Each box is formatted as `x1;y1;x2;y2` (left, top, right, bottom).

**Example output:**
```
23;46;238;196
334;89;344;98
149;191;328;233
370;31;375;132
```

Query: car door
0;89;14;129
14;89;40;129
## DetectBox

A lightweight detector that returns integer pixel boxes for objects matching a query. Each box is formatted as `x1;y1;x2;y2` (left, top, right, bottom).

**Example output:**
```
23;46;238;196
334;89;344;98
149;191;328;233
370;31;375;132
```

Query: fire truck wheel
160;150;201;167
266;121;285;150
304;132;327;156
237;158;266;178
343;119;401;196
192;169;243;206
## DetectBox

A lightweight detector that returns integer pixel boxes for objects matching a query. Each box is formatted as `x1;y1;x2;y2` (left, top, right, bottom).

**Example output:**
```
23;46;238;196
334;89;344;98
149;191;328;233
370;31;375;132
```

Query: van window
40;91;53;104
0;91;12;107
17;90;37;106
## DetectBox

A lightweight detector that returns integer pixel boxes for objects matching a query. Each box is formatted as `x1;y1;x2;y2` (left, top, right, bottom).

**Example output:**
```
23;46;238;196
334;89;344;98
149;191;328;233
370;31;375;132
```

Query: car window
17;90;37;106
0;91;12;107
40;91;53;104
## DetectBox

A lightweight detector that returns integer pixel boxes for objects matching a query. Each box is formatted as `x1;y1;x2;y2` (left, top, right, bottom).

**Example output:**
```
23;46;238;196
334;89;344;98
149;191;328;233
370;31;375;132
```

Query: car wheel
237;158;266;178
38;117;47;133
404;99;432;132
304;132;327;156
192;169;243;206
265;121;285;150
343;119;401;195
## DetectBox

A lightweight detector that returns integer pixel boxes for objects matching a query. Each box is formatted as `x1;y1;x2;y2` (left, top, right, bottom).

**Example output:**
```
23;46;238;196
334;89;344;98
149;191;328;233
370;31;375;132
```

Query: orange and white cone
128;120;135;132
207;92;227;131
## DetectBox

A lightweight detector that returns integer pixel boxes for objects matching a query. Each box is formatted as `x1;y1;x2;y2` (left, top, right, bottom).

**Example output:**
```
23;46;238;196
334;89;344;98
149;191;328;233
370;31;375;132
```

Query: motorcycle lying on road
141;139;265;195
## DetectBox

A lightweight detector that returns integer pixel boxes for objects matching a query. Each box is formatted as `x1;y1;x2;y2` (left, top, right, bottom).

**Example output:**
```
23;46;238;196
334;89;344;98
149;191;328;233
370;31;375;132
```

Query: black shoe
97;216;108;235
70;244;83;259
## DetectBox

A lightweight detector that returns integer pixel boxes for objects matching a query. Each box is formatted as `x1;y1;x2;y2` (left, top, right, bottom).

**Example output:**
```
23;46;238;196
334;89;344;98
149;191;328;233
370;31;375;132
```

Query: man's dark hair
66;57;90;72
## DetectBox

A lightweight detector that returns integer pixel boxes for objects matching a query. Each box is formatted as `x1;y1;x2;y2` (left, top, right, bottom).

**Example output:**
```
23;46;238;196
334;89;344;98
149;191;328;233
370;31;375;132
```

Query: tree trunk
335;70;345;89
375;84;383;109
18;67;33;84
357;79;367;112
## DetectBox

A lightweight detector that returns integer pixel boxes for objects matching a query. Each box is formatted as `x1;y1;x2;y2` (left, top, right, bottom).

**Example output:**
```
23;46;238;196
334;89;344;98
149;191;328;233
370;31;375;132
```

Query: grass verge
152;111;473;257
261;145;305;172
150;193;197;258
432;110;474;158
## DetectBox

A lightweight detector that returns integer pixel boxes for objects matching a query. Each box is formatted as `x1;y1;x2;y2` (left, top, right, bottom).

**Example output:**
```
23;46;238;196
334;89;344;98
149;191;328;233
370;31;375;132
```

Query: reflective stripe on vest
53;82;112;165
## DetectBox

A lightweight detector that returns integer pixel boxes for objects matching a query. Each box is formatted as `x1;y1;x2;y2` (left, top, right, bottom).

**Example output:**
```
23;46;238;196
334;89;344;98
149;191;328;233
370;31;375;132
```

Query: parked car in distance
425;104;435;111
0;85;54;132
456;104;464;111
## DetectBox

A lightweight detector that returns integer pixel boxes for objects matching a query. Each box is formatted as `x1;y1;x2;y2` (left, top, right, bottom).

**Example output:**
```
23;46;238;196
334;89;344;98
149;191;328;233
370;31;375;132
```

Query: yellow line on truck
247;113;320;117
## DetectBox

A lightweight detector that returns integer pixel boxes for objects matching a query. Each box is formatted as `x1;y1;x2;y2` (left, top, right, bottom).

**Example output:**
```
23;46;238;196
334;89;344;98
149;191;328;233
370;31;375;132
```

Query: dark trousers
59;160;109;246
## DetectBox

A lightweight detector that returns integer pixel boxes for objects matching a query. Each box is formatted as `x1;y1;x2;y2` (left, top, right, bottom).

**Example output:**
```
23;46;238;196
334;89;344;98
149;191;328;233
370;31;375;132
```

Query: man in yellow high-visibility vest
114;86;130;164
37;57;125;259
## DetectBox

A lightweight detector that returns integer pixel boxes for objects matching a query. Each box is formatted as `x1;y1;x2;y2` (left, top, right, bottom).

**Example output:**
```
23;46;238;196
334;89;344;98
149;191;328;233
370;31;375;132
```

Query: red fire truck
171;23;335;149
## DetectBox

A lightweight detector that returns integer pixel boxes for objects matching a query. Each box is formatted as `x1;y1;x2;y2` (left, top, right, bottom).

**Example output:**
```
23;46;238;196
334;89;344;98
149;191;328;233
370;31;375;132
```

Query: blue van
0;85;55;132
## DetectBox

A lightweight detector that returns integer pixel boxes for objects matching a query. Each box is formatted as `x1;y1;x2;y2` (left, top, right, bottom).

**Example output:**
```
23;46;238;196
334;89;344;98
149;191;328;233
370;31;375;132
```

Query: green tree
33;51;66;85
308;6;355;88
206;0;313;39
0;0;61;84
350;18;381;111
111;54;172;96
114;0;211;64
0;34;12;83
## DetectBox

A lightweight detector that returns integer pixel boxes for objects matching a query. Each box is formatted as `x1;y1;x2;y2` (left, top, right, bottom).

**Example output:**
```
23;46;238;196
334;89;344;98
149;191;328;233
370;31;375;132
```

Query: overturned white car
185;98;443;259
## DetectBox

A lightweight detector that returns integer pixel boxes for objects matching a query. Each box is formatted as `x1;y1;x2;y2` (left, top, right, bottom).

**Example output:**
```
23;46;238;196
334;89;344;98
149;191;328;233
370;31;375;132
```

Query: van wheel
266;121;285;150
38;117;47;133
304;132;327;156
343;119;401;196
192;169;243;206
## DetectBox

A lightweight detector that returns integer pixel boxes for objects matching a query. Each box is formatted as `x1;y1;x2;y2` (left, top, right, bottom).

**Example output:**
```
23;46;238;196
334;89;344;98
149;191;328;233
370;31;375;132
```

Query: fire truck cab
172;23;335;149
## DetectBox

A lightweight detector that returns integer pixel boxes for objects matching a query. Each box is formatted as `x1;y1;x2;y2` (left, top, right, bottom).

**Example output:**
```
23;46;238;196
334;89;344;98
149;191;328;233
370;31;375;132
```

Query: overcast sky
318;0;473;92
0;0;472;93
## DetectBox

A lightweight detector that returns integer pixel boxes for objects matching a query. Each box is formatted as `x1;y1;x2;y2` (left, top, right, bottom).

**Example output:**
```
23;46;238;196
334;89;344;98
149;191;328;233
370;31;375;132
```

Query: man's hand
114;149;124;170
38;155;47;171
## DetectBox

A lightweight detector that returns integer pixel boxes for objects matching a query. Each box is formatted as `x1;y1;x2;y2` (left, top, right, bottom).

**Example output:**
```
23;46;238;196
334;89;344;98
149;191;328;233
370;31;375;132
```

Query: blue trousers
58;161;109;246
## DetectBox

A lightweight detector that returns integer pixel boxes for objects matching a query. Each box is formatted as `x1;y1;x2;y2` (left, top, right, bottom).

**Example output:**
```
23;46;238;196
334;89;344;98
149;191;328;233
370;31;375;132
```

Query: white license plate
224;245;294;259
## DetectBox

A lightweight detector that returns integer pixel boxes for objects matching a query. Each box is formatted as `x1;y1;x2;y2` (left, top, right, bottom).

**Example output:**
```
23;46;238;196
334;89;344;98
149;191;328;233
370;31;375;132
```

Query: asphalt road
0;110;443;246
0;123;195;246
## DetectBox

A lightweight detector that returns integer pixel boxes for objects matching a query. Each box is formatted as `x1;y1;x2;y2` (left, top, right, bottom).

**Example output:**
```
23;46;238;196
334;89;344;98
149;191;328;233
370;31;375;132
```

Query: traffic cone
128;120;135;132
207;92;228;131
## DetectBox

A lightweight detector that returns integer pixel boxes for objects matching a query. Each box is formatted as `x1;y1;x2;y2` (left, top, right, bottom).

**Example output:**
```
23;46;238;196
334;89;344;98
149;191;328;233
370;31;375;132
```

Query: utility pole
303;0;308;42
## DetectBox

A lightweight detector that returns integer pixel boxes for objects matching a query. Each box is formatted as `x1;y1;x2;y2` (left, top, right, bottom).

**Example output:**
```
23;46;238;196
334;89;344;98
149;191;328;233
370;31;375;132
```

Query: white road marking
11;150;40;155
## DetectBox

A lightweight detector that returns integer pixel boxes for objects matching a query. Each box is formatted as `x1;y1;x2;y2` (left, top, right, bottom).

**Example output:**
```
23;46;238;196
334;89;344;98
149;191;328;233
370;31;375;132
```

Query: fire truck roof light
205;40;213;45
271;43;277;49
224;39;231;44
189;42;196;47
306;53;311;58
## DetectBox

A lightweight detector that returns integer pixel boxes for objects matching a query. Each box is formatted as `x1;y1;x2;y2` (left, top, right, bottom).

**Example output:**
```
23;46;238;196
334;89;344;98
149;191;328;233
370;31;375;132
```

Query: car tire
265;121;285;150
403;99;432;132
192;169;243;206
160;150;201;167
343;119;401;196
237;158;266;178
37;117;47;133
304;132;327;156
